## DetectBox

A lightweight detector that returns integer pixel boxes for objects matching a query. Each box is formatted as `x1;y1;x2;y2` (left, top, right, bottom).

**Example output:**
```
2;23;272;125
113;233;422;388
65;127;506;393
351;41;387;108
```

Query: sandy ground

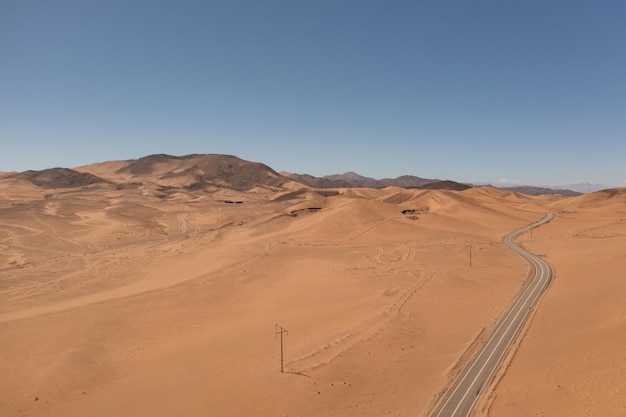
1;180;624;417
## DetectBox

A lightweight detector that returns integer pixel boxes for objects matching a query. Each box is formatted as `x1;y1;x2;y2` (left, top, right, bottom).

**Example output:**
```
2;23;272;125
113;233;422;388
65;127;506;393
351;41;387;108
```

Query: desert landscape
1;154;624;417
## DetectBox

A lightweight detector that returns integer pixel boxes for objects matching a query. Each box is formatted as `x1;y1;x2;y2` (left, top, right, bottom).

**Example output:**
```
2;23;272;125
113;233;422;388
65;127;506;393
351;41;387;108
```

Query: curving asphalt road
431;213;554;417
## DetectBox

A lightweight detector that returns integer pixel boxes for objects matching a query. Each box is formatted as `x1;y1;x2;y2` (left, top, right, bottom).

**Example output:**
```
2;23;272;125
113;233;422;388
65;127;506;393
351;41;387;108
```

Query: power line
275;324;288;373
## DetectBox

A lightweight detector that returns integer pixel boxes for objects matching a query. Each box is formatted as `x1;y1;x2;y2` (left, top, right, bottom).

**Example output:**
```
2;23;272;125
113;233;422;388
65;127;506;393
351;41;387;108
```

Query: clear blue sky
2;1;625;186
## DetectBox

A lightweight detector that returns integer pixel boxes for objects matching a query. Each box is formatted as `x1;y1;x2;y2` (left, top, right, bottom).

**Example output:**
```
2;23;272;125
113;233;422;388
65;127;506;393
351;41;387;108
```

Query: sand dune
1;157;624;416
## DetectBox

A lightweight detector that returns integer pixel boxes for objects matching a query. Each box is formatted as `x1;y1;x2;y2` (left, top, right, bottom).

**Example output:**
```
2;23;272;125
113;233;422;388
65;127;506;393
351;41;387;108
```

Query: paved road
431;213;554;417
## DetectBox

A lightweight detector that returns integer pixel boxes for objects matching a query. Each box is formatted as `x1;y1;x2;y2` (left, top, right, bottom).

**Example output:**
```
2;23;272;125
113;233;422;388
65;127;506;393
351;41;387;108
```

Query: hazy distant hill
283;171;436;188
323;172;382;188
501;186;581;197
282;172;353;188
412;180;472;191
548;183;610;193
380;175;437;188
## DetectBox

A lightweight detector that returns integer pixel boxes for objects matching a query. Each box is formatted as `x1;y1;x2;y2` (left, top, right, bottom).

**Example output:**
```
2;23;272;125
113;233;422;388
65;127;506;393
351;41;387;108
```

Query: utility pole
275;324;288;373
469;244;472;267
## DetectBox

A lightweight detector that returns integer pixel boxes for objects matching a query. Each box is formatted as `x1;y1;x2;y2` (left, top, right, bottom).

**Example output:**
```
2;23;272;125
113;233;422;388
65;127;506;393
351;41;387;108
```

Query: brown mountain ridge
3;153;581;196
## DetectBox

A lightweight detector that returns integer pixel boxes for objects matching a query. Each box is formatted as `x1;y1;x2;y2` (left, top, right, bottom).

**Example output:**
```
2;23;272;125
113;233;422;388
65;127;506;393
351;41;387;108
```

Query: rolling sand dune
1;156;624;417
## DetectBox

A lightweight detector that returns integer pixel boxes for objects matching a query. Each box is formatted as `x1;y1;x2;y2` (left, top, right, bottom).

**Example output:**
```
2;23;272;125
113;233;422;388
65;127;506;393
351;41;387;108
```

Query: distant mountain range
283;171;436;189
283;171;582;196
1;154;613;196
543;184;610;194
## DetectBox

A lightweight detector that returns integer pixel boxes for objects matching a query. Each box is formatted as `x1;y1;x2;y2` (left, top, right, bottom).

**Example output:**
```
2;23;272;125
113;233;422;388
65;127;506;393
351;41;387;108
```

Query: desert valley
1;154;624;417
